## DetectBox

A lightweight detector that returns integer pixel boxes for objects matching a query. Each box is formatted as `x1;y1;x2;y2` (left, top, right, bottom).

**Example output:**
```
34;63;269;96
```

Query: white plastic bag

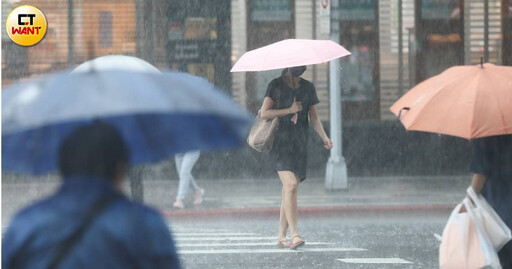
439;198;502;269
467;187;512;250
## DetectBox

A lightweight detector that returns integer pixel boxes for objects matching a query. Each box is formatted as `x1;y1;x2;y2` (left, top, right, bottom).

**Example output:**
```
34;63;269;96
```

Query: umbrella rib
469;74;482;139
486;74;509;136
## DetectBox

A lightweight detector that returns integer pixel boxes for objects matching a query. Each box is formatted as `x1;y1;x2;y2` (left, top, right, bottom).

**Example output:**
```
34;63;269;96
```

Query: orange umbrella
390;63;512;139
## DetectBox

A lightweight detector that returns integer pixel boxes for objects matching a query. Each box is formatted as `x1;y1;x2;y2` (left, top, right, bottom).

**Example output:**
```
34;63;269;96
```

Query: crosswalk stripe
337;258;413;264
175;236;276;241
173;232;255;236
179;247;367;255
302;247;367;252
177;242;335;247
169;227;230;233
179;248;295;254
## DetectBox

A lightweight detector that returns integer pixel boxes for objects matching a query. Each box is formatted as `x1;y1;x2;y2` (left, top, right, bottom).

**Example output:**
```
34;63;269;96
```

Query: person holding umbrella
2;121;181;269
390;61;512;267
260;66;333;249
2;60;253;267
231;39;350;250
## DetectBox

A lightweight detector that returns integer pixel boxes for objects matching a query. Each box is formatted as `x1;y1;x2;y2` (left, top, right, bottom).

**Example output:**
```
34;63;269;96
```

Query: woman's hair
58;121;130;181
281;68;294;86
281;68;289;77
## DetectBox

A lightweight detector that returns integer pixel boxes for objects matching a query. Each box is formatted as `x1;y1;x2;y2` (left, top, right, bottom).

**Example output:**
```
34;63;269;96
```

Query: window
98;11;112;48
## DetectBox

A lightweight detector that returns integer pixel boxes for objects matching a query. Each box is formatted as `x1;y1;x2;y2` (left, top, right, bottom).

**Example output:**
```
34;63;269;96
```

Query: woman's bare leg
278;171;300;244
278;186;288;241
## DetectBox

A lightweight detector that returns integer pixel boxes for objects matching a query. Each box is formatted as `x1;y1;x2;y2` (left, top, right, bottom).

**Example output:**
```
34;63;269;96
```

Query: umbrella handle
398;107;410;119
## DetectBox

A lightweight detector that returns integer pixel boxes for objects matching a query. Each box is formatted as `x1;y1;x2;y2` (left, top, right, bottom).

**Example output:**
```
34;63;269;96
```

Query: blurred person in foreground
2;121;181;269
260;66;333;250
467;134;512;267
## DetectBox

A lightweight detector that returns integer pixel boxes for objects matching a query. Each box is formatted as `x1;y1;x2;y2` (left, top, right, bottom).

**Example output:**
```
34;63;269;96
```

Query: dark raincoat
470;134;512;267
2;176;180;269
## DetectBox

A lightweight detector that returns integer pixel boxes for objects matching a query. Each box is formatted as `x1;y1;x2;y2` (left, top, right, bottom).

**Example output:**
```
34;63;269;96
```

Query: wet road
2;176;454;268
168;209;450;269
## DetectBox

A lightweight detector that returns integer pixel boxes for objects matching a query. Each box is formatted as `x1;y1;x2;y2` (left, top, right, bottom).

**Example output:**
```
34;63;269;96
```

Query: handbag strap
47;195;115;269
461;198;472;268
466;187;481;207
275;77;282;110
257;79;282;116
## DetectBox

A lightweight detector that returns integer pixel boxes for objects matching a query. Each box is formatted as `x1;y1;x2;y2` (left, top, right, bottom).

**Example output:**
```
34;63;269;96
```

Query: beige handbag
247;81;281;152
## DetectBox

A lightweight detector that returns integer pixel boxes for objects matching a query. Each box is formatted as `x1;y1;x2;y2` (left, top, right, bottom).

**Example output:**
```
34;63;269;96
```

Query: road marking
337;258;413;264
177;242;335;247
180;247;367;255
169;226;230;233
173;232;255;234
302;247;367;252
433;233;442;242
175;236;276;241
180;248;295;254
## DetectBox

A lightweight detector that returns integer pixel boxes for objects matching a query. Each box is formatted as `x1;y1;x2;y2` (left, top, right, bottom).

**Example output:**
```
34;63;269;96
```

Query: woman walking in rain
172;151;204;209
260;66;333;249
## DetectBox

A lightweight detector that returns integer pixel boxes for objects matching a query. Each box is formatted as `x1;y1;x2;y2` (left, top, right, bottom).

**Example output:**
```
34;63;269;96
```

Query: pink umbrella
231;39;351;72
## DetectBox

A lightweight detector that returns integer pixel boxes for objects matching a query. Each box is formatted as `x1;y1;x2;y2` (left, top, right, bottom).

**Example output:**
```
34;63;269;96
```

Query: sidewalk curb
161;204;456;217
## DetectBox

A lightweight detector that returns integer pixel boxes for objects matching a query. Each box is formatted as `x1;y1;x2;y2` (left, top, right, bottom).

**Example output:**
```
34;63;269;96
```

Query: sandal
277;238;290;248
193;188;205;205
173;200;185;209
288;235;305;250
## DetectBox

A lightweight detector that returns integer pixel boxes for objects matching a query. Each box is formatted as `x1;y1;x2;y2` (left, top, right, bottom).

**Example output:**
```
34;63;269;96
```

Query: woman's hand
289;98;302;114
323;137;333;149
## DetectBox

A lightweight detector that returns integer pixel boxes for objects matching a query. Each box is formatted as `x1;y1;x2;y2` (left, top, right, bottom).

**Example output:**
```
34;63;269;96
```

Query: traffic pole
325;0;348;190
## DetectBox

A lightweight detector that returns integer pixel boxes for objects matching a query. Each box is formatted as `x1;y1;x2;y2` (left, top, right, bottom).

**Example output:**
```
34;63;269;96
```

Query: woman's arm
470;173;487;194
461;173;487;212
260;97;302;119
309;105;333;149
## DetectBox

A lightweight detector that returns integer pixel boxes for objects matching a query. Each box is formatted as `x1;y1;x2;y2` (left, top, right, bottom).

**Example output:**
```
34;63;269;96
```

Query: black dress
265;76;319;182
470;135;512;267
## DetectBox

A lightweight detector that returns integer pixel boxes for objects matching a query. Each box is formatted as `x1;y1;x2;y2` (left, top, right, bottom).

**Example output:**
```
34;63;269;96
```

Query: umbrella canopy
390;63;512;139
2;70;253;174
72;55;160;73
230;39;351;72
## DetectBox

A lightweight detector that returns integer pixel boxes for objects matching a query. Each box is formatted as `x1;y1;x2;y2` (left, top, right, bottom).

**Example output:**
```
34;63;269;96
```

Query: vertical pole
502;0;512;65
68;0;74;67
398;0;403;95
484;0;489;62
325;0;348;190
312;0;317;85
146;1;155;63
407;28;414;89
130;167;144;202
464;0;471;64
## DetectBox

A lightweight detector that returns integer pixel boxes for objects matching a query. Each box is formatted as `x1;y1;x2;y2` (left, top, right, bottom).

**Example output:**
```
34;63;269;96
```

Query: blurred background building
2;0;512;122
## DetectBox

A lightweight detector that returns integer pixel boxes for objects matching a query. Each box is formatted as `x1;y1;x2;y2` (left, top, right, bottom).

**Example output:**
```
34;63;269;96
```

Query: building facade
2;0;511;121
231;0;511;120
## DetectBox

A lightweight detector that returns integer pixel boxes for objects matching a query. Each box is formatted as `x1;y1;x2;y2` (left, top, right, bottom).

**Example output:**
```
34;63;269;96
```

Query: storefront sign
251;0;291;22
168;40;216;62
168;22;184;40
339;0;375;21
319;0;330;34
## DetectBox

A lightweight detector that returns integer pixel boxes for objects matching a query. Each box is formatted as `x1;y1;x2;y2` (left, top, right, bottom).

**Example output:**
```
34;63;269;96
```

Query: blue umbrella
2;70;253;174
